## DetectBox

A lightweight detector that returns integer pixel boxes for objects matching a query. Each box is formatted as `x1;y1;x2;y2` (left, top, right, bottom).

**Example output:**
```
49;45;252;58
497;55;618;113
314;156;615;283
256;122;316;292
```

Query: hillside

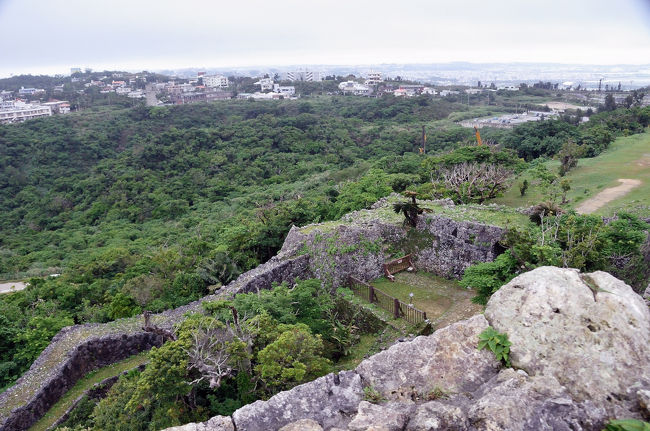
0;98;648;431
495;130;650;216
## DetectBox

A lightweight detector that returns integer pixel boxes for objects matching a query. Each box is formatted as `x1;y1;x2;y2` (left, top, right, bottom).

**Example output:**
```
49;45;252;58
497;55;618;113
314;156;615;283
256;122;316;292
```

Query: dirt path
576;178;642;214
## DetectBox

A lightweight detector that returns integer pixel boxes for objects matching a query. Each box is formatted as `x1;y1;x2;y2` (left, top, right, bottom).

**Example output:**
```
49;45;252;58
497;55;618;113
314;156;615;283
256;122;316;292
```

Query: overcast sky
1;0;650;77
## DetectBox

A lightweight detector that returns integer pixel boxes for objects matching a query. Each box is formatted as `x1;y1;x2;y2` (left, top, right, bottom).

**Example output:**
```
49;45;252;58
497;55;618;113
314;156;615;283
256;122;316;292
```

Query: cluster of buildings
235;78;296;100
0;99;70;124
153;73;231;105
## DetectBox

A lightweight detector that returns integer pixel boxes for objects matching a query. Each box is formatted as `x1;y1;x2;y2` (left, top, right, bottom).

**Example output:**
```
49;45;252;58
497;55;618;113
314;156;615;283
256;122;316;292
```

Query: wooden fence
383;254;414;281
347;276;427;325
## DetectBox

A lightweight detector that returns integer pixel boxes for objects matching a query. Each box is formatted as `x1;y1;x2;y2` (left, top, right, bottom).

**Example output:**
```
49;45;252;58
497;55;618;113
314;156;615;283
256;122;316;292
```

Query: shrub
460;251;518;305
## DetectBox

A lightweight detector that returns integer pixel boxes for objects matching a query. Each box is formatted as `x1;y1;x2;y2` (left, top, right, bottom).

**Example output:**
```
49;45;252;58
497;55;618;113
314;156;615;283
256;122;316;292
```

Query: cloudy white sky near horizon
1;0;650;77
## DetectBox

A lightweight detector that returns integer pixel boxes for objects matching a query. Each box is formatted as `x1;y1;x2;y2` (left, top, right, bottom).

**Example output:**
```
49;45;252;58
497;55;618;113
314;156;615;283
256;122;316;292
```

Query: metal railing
347;276;427;325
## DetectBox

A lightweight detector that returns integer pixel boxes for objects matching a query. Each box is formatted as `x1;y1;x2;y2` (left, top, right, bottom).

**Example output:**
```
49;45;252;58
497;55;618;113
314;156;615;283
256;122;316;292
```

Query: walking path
575;178;642;214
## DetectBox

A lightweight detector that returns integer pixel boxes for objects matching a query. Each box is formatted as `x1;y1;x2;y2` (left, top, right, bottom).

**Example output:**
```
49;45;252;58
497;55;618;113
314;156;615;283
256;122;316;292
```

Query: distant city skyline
1;0;650;78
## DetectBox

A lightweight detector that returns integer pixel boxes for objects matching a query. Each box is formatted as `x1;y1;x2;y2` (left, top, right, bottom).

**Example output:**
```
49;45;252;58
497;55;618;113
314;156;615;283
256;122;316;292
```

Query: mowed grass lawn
371;272;483;329
495;130;650;216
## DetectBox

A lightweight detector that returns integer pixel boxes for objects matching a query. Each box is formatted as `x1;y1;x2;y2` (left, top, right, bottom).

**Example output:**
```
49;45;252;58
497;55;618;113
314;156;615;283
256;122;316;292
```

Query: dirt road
575;178;642;214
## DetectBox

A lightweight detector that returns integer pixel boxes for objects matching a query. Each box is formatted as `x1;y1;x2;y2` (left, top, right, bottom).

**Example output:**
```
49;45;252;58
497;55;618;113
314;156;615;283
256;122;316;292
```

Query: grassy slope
495;130;650;216
28;352;148;431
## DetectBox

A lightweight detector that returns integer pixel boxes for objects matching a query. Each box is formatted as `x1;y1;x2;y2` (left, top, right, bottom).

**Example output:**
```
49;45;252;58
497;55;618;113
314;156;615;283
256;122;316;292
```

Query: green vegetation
604;419;650;431
30;352;148;431
463;213;649;304
362;386;386;403
477;326;512;367
1;91;648;429
51;279;376;431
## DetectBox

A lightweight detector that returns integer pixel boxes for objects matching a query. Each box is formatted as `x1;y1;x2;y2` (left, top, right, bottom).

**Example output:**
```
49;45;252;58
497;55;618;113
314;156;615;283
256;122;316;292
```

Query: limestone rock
347;401;413;431
467;368;605;431
278;418;323;431
231;371;363;431
161;415;234;431
356;315;500;399
485;267;650;414
638;389;650;415
405;401;468;430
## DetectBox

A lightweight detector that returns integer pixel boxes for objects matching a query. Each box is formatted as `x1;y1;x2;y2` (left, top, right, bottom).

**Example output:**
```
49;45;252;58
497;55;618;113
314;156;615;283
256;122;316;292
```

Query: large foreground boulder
485;267;650;417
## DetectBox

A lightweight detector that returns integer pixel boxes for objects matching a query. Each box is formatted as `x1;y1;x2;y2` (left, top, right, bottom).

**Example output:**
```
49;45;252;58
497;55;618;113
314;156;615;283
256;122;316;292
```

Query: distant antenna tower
598;78;602;92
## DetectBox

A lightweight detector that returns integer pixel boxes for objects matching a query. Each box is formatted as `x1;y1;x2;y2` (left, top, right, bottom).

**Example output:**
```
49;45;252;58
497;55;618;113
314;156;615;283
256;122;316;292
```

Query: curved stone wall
0;332;162;431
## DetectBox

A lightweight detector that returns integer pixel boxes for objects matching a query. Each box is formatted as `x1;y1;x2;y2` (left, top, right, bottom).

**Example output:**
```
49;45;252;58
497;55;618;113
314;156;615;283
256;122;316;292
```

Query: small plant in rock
363;385;386;403
477;326;512;367
422;386;448;401
604;419;650;431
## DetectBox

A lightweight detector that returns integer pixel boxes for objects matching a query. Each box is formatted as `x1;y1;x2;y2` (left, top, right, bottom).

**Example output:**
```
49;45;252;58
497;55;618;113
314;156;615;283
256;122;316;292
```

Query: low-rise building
0;100;52;124
115;87;132;95
338;81;372;96
273;84;295;96
42;100;71;114
18;87;44;96
203;75;229;88
255;77;274;91
439;90;460;97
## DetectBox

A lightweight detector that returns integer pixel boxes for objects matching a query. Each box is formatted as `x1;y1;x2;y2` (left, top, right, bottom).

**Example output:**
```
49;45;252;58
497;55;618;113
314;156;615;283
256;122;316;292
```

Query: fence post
394;298;400;318
369;285;375;303
423;311;427;321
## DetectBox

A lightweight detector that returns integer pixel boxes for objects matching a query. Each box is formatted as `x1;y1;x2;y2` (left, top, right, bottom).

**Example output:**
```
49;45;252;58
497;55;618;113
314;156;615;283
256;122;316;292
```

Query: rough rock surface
356;315;500;398
278;418;323;431
485;267;650;416
232;371;363;431
406;401;468;430
347;401;413;431
162;416;234;431
466;369;604;431
414;215;504;278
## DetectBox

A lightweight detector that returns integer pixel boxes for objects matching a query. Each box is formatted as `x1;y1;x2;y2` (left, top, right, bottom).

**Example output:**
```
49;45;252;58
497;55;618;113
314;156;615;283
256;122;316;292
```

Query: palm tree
393;191;423;227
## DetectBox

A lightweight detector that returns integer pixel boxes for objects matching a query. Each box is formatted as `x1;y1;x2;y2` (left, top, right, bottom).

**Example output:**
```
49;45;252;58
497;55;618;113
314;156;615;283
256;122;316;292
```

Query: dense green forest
1;95;649;430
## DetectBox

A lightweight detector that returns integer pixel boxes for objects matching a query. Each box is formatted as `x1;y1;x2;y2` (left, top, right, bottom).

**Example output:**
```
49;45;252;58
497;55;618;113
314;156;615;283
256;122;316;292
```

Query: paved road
0;281;27;294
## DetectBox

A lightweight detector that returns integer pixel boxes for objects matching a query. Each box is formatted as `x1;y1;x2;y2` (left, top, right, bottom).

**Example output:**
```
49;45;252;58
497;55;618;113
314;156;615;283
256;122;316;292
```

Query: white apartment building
203;75;229;88
0;101;52;124
285;70;322;82
365;71;382;85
